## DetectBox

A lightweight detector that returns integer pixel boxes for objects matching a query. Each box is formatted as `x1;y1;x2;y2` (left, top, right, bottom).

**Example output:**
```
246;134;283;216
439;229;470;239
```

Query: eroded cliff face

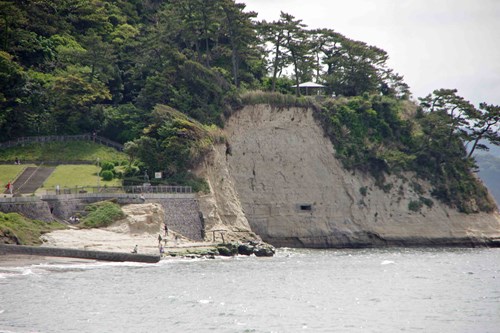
197;105;500;248
194;144;261;244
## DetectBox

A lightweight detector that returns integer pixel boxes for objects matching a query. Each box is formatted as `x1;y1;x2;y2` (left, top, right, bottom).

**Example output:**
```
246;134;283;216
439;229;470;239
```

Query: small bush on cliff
408;200;423;212
81;201;125;229
0;212;66;245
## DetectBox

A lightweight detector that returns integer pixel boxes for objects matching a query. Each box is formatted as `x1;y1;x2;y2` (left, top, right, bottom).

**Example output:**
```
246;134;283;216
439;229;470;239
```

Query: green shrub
101;170;114;181
408;200;423;212
100;161;115;171
382;183;393;193
81;201;125;228
124;165;140;177
113;166;125;179
184;177;210;193
411;181;424;195
419;196;434;208
359;186;368;196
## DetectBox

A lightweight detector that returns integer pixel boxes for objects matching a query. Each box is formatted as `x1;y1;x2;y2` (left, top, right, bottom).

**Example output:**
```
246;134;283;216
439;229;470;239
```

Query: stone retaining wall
0;200;54;222
153;198;204;241
0;194;204;241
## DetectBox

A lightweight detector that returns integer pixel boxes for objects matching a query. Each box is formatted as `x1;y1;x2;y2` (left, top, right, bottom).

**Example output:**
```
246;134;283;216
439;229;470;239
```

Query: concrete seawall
0;244;160;263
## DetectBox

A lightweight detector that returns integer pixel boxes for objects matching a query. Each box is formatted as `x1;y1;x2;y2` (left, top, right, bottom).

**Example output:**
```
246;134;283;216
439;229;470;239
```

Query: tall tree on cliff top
220;0;259;87
419;89;479;148
259;12;311;95
326;38;387;96
279;12;311;96
259;14;289;92
467;103;500;158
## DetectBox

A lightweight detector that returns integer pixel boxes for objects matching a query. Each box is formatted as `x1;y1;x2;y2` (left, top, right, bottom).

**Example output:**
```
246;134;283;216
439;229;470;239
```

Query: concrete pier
0;244;160;263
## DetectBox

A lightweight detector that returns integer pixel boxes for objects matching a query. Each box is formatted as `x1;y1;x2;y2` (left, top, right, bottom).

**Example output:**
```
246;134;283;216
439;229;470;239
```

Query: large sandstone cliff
196;105;500;248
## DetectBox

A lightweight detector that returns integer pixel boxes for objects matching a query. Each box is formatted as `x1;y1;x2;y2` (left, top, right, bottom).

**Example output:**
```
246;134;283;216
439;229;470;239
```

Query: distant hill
487;144;500;158
476;152;500;207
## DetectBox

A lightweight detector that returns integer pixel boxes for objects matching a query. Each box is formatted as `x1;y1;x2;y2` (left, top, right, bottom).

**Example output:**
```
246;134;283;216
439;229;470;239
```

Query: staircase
10;166;56;194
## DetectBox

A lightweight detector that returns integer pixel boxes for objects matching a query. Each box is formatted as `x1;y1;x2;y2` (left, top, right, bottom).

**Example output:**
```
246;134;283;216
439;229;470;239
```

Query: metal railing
44;185;192;195
0;134;124;151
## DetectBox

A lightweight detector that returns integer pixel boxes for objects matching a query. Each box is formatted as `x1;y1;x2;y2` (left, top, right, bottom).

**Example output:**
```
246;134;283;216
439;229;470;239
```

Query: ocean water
0;248;499;333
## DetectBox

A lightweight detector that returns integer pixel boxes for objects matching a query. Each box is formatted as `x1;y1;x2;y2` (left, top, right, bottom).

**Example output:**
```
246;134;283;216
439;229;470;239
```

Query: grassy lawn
0;164;36;187
40;165;122;190
0;141;127;163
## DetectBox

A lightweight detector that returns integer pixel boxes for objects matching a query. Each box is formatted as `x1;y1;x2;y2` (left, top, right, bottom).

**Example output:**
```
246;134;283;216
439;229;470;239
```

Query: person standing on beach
158;234;162;246
164;223;169;237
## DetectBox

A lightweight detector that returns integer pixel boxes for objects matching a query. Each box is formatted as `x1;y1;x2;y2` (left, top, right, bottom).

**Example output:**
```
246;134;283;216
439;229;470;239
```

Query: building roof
291;81;326;88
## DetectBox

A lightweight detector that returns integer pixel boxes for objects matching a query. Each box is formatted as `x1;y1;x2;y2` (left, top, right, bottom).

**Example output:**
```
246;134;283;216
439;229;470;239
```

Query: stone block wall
152;198;204;241
0;200;54;222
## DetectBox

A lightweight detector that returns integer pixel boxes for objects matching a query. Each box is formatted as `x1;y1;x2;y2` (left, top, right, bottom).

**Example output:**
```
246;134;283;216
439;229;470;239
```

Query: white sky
242;0;500;105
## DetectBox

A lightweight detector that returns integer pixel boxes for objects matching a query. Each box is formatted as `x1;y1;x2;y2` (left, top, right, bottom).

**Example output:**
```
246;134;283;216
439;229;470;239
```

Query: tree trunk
271;43;281;92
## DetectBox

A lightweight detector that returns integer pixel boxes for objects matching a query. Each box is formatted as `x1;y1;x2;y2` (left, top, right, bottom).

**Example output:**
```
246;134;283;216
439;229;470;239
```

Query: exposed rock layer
199;105;500;248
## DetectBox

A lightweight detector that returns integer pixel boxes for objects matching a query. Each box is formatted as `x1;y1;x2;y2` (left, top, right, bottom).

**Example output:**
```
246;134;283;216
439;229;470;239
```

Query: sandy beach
0;203;219;268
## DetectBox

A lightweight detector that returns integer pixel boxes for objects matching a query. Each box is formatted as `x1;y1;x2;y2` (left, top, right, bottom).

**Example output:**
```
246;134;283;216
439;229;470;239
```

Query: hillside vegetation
0;212;66;245
1;0;499;212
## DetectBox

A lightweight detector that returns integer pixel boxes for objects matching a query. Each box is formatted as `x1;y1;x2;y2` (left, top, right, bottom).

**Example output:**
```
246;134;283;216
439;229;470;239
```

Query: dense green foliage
317;94;414;175
124;104;218;191
81;201;125;228
0;0;260;141
0;212;66;245
316;93;497;213
1;1;498;212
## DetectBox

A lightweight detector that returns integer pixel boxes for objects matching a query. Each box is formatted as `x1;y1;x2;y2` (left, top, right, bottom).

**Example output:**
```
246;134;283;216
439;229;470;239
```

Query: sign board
155;172;162;179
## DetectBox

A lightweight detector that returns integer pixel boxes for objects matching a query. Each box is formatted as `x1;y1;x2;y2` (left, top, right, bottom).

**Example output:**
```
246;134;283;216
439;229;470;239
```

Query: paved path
8;166;55;194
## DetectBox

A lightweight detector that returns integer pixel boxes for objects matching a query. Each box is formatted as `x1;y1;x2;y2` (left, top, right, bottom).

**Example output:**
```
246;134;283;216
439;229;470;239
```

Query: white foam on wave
33;260;149;272
381;260;395;265
0;267;40;279
198;299;211;304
